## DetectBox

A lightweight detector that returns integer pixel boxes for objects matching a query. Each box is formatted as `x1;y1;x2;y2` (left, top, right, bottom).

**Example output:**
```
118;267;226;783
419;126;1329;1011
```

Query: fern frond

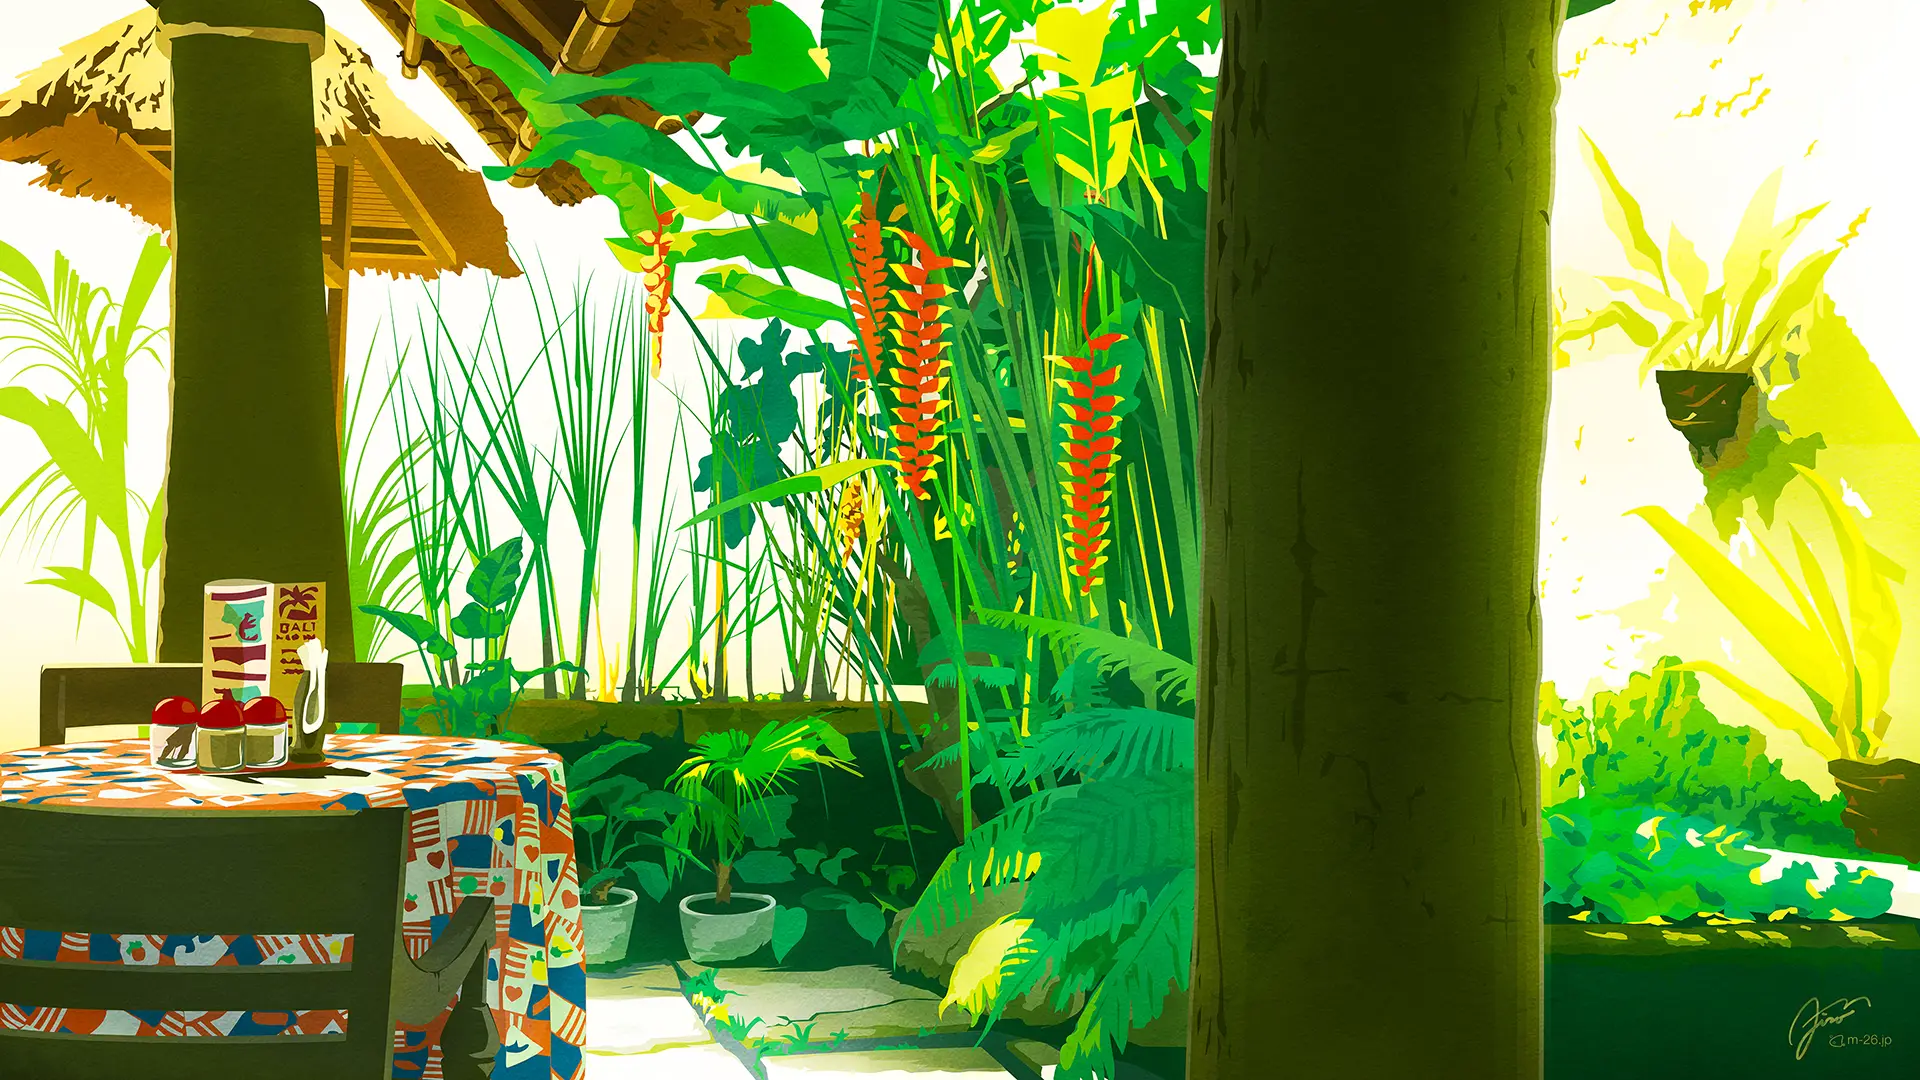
1013;707;1195;783
976;608;1195;704
902;785;1082;937
1056;870;1193;1080
1020;771;1193;921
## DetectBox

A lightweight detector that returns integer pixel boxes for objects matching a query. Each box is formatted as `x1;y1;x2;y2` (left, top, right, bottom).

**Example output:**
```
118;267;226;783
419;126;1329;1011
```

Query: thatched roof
0;9;519;283
355;0;765;207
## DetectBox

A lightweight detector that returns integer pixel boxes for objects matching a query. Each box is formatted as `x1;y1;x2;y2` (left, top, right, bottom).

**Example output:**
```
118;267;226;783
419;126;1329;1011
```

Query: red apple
151;697;198;727
242;697;288;727
199;699;246;730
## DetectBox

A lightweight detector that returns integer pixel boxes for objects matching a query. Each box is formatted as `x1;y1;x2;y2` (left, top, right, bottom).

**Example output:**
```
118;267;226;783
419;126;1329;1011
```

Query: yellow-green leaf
1667;223;1710;314
1627;505;1843;707
1029;0;1115;87
1596;275;1691;325
940;915;1032;1017
1670;659;1842;761
1580;132;1664;283
1796;465;1902;750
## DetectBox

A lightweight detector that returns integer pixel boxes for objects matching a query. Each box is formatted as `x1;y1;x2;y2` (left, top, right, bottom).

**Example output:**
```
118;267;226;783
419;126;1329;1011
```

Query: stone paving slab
761;1047;1017;1078
588;1041;755;1079
585;964;714;1055
680;963;978;1044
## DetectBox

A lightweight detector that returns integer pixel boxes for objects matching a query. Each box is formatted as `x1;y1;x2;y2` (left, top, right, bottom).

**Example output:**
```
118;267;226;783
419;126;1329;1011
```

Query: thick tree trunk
1190;2;1557;1078
155;0;354;663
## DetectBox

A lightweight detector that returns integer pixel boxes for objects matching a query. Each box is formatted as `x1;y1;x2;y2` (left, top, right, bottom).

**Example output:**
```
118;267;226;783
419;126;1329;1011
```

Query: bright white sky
1;0;1917;750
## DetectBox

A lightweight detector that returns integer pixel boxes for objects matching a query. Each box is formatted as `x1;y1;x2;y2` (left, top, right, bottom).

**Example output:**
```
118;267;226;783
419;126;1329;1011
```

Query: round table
0;734;586;1080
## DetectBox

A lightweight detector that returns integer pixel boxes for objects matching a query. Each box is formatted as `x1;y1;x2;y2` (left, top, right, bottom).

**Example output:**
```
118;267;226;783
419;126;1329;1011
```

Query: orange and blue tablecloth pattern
0;734;587;1080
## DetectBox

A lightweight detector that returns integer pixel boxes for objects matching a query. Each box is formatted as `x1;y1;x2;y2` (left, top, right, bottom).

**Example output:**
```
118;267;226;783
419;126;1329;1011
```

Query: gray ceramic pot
678;892;777;963
581;886;639;965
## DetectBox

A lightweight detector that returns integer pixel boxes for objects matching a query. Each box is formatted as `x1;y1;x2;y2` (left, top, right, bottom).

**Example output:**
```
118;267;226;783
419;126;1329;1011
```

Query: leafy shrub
1544;798;1892;923
1539;657;1859;855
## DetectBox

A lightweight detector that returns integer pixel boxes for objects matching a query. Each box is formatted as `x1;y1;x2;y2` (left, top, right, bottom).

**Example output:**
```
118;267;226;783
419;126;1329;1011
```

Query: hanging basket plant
1827;758;1920;863
1653;368;1754;455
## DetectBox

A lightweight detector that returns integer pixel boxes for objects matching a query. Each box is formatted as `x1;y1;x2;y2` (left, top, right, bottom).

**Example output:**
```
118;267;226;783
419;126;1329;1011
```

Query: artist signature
1789;996;1874;1060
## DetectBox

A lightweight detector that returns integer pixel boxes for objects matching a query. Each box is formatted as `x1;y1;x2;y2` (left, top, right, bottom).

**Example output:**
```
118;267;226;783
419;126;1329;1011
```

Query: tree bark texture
156;0;355;663
1191;2;1559;1077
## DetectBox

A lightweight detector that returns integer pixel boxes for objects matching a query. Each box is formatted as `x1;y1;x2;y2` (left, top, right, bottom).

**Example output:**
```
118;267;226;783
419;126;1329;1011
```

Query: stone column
155;0;354;662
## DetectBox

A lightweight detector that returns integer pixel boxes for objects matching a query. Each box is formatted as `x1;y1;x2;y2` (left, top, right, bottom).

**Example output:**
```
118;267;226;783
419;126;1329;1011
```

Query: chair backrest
0;804;406;1080
39;662;405;745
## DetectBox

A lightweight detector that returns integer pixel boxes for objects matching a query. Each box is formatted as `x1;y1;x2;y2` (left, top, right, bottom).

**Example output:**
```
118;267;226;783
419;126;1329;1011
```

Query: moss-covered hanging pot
1827;757;1920;863
1654;369;1755;453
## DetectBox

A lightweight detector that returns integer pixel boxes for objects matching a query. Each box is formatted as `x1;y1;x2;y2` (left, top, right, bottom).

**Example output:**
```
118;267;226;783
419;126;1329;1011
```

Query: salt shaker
149;697;199;771
242;697;290;769
195;699;247;773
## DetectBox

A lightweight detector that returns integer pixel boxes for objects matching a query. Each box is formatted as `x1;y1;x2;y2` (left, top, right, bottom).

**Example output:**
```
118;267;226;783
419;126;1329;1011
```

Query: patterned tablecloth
0;734;586;1080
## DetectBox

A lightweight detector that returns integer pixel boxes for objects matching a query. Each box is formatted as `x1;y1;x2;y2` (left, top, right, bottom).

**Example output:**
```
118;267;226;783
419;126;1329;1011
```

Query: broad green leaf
568;739;654;793
634;860;672;902
971;121;1036;164
772;904;809;960
671;221;839;283
818;0;941;105
449;601;509;640
730;3;829;92
496;116;721;196
30;565;117;618
1627;506;1843;708
466;536;524;608
1075;200;1204;322
680;458;896;529
414;0;558;108
359;604;458;662
802;886;858;911
733;849;797;884
694;264;851;328
1579;131;1664;283
844;901;886;944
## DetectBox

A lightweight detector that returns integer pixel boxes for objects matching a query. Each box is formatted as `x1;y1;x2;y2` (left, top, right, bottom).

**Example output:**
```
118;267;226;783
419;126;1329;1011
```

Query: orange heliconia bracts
637;206;678;377
845;191;890;385
886;229;963;500
1058;332;1128;593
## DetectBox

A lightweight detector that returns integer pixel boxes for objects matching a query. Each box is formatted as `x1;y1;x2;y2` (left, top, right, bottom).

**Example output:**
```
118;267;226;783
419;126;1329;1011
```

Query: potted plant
1556;134;1843;531
663;715;860;962
565;740;702;964
1631;464;1919;860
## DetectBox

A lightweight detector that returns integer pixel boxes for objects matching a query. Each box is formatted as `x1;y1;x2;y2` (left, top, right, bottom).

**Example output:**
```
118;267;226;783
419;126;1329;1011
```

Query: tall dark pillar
156;0;354;662
1190;1;1560;1076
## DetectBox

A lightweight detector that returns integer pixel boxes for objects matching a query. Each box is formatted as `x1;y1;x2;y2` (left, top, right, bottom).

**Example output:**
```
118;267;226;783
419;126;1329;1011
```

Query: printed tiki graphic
201;580;324;708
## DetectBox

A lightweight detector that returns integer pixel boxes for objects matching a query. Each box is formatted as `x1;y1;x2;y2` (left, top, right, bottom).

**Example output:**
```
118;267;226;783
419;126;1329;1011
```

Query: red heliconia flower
637;206;678;377
845;191;890;385
1057;331;1128;594
886;229;963;500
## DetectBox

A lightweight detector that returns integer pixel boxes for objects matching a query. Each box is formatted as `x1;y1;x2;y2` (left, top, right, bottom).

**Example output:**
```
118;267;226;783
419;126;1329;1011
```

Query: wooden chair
39;662;405;746
0;803;498;1080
